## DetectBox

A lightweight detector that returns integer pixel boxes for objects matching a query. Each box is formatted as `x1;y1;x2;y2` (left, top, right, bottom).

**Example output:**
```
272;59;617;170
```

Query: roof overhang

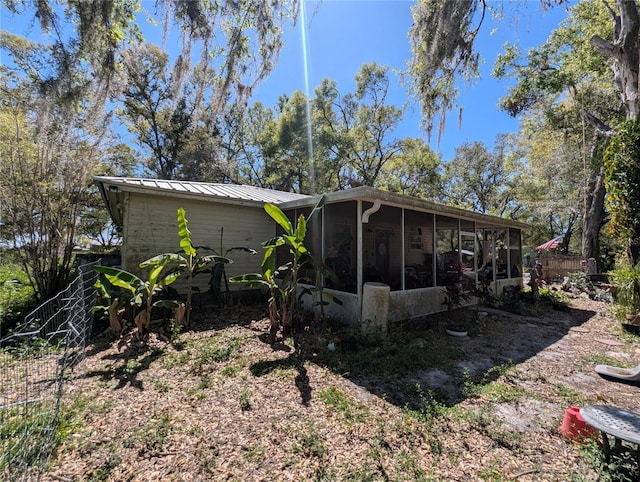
95;178;125;226
278;186;529;231
94;176;310;228
94;177;527;232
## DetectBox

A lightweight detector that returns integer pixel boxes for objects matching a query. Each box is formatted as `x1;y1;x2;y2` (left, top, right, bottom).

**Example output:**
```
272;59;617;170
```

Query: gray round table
580;405;640;462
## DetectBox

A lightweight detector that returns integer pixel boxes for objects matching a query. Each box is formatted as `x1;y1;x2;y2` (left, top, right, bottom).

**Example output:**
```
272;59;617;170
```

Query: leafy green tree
378;137;442;200
514;115;583;252
3;0;297;111
587;0;640;264
443;136;521;218
409;0;640;263
261;91;314;193
0;39;107;299
408;0;482;139
224;64;405;194
494;0;620;259
3;0;298;186
118;44;199;179
312;79;352;191
82;143;138;250
604;120;640;263
347;63;404;186
215;102;275;186
1;0;299;299
588;1;640;122
216;85;342;194
313;63;403;188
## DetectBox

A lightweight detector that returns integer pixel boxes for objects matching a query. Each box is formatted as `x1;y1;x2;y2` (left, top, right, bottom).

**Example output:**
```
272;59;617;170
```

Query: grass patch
0;394;87;478
581;354;631;368
162;351;190;369
86;454;122;482
191;336;241;373
0;401;58;474
125;411;175;455
553;383;593;407
76;396;115;417
151;378;171;393
400;384;450;427
313;320;463;379
2;337;65;362
242;442;265;462
340;460;378;481
162;335;242;372
465;379;530;403
239;388;252;411
319;386;369;425
395;450;431;481
460;363;530;403
477;457;509;481
197;374;212;390
220;365;240;377
291;423;326;459
580;436;640;482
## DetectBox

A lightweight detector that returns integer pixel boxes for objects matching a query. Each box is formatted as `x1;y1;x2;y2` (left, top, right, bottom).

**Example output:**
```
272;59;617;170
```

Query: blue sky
1;0;573;162
253;0;574;161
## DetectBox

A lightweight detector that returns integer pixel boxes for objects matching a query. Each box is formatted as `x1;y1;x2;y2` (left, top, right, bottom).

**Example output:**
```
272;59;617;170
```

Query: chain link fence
1;261;99;481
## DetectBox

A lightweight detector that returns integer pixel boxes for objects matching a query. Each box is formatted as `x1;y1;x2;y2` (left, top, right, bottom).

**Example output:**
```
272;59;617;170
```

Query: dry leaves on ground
44;297;639;481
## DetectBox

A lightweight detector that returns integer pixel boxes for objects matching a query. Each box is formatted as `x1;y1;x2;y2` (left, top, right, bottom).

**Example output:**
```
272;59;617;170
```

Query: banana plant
299;253;342;327
93;273;132;333
207;227;256;304
95;253;183;336
231;195;325;334
175;208;231;326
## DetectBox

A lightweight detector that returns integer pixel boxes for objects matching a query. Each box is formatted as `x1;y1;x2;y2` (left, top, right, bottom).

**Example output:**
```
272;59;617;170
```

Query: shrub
479;286;568;316
538;287;570;310
609;262;640;316
604;119;640;263
230;195;327;335
0;263;37;333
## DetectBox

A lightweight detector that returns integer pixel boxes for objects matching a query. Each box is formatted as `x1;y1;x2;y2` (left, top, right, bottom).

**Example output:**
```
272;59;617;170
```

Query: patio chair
595;363;640;384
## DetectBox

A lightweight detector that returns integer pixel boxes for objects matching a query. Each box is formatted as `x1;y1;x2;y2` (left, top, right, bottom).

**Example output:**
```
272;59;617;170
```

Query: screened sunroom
277;187;527;324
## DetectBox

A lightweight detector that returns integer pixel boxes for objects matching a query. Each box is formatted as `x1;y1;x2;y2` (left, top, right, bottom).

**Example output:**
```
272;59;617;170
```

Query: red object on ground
559;406;597;441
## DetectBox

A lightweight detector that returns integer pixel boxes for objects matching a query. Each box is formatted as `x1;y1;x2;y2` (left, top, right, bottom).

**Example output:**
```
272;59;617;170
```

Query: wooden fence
537;253;585;282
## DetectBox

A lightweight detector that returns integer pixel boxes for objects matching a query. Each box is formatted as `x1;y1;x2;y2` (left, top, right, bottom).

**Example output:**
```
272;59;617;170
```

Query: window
404;210;434;289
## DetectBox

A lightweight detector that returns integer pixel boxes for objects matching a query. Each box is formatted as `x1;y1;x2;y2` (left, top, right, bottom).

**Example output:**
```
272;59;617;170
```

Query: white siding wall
122;192;273;294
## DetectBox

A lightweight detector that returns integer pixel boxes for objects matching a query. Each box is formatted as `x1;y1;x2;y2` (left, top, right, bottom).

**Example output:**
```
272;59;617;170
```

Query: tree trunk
582;164;607;263
561;229;573;256
590;0;640;122
590;1;640;265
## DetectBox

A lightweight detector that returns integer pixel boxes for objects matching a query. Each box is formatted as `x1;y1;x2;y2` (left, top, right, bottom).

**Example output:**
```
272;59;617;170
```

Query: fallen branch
514;468;539;479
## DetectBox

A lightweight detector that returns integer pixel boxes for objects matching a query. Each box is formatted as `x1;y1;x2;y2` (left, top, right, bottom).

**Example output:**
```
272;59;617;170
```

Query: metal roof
94;176;310;203
94;177;527;231
278;186;529;230
94;176;310;227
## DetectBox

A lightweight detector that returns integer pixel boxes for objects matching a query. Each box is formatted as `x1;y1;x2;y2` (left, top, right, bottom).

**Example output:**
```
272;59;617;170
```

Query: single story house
95;176;527;325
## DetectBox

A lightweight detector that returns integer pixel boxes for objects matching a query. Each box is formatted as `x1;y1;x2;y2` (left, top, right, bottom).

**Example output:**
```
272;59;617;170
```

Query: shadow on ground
83;296;597;410
250;302;598;410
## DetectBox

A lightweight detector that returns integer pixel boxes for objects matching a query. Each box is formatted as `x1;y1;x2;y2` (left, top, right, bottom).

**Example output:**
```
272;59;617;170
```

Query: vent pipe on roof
362;199;381;223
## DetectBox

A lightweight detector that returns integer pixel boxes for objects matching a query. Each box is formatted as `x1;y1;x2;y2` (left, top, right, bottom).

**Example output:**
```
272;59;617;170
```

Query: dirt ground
44;294;640;481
